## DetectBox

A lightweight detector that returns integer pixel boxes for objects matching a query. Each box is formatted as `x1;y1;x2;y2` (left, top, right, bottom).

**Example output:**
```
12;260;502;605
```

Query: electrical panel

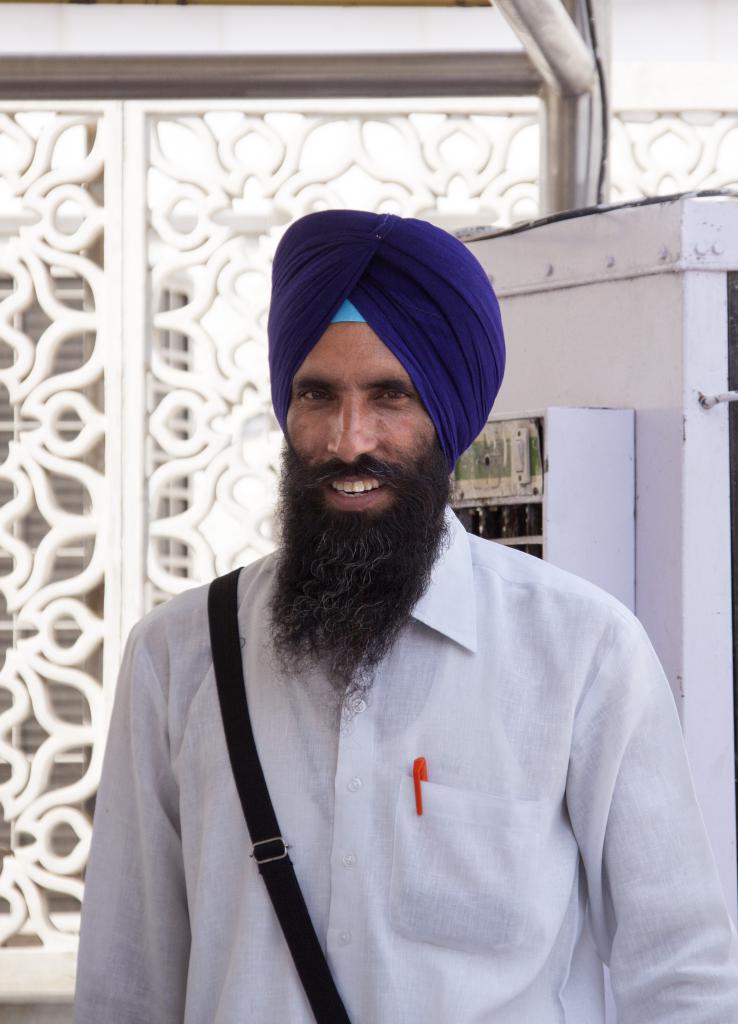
452;416;544;557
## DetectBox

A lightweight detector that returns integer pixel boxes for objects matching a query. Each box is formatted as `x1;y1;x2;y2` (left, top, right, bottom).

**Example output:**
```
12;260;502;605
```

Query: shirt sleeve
74;622;190;1024
566;611;738;1023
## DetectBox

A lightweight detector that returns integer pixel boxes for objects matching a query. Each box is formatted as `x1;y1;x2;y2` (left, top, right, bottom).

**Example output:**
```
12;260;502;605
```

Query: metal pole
541;0;610;213
540;79;593;213
496;0;610;214
494;0;595;94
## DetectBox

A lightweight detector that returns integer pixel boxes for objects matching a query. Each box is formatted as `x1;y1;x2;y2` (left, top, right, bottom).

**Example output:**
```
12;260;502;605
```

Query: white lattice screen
0;96;737;997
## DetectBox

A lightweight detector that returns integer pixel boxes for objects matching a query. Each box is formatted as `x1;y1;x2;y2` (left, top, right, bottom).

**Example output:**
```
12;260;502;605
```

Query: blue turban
267;209;505;468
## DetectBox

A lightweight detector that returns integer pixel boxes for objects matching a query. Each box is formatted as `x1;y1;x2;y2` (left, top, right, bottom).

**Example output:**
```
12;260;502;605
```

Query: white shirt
75;510;738;1023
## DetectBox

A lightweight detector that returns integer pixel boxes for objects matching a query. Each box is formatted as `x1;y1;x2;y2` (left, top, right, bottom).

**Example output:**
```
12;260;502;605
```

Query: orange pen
413;756;427;815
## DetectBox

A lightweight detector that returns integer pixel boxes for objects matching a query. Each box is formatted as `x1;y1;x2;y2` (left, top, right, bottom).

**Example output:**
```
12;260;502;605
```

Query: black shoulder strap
208;569;352;1024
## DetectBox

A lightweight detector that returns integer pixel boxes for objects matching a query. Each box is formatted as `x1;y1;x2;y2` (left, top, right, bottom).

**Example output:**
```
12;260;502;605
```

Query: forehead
293;322;413;385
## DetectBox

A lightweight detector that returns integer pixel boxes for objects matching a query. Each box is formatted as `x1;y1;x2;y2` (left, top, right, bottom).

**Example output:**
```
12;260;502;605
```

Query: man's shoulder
466;531;637;633
127;551;277;666
117;552;277;746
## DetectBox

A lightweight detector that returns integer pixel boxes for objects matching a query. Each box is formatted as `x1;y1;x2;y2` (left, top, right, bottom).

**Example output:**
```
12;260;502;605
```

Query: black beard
269;440;450;708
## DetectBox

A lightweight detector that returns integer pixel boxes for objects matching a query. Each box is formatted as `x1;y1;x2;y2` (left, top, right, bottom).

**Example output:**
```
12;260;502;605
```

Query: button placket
326;693;376;967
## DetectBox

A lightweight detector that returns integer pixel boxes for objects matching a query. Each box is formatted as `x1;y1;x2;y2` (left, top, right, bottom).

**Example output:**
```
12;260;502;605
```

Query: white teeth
331;478;380;494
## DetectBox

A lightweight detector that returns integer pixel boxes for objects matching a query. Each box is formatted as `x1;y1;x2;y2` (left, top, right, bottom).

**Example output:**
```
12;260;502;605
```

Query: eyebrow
292;374;417;395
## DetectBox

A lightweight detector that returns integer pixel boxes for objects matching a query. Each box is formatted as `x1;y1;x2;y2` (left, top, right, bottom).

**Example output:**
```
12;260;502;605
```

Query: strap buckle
250;836;290;865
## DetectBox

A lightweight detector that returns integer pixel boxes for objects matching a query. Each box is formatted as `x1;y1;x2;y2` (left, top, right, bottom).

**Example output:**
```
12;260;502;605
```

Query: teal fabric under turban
267;209;505;468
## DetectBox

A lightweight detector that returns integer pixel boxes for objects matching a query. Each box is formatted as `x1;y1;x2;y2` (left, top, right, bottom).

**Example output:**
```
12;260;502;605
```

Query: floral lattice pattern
0;110;108;948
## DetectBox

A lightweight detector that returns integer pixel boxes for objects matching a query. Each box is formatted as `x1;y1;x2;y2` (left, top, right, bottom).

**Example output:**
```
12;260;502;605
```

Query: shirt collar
411;506;478;653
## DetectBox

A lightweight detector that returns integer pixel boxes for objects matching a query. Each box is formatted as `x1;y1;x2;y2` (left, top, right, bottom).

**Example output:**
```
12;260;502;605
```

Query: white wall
0;3;519;55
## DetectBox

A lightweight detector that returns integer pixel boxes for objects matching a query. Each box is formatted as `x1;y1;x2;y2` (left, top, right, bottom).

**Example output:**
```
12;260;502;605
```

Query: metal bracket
698;390;738;409
250;836;290;865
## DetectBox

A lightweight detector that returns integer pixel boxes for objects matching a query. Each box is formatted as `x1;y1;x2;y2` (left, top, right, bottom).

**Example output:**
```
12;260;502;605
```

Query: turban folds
267;209;505;468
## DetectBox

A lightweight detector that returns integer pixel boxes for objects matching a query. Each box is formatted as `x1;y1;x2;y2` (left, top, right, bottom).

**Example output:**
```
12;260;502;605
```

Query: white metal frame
543;406;634;611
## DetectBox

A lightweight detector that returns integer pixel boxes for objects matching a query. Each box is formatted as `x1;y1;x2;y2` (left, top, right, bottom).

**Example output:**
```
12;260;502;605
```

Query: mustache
291;453;440;491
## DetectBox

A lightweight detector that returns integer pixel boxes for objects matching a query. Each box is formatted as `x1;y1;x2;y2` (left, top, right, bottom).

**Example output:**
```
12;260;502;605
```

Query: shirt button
352;698;367;714
347;776;363;793
342;852;357;868
338;931;352;945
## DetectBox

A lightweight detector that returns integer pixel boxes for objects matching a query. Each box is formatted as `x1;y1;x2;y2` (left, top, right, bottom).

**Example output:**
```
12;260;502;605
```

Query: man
76;209;738;1023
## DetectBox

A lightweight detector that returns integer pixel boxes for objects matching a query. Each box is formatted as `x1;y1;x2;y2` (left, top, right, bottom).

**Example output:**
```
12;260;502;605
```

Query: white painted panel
680;269;737;920
544;407;635;610
613;0;738;63
487;274;685;415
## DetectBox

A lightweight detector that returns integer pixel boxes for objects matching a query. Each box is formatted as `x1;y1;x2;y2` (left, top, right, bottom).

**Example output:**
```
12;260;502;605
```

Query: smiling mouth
330;478;382;496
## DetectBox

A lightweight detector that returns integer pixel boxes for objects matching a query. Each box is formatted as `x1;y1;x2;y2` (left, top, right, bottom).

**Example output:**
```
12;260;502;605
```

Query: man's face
273;321;449;705
285;322;437;513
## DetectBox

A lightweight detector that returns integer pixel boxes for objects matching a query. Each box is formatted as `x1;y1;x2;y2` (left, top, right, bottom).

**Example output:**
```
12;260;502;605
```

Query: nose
325;396;378;463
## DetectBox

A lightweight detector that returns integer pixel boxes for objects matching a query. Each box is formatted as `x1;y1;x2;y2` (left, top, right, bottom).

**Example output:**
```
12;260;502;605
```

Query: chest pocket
389;775;542;955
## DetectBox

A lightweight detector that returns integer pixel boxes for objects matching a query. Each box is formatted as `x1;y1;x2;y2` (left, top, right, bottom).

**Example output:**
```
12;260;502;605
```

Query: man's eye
378;390;408;400
300;389;330;401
